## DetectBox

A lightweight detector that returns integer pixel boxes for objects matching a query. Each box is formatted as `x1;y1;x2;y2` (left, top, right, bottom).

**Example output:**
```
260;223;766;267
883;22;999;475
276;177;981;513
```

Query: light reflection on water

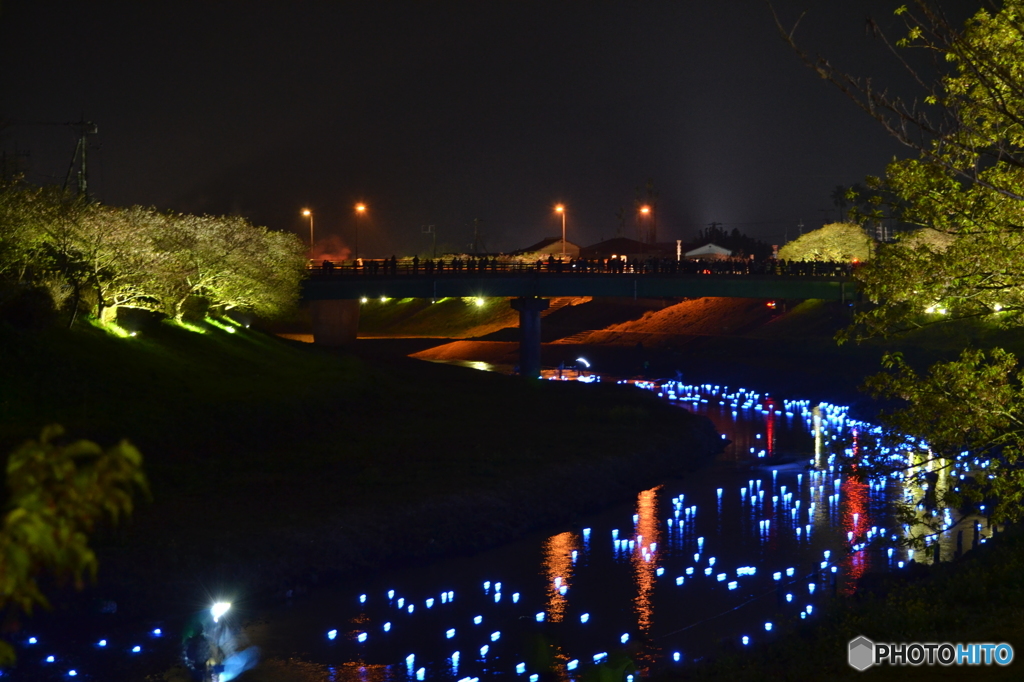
544;532;578;623
17;382;1001;681
256;382;931;680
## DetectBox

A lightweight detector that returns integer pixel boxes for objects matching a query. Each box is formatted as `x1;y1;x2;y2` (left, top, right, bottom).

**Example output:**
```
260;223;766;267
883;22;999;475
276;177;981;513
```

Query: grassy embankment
0;316;719;617
655;528;1024;682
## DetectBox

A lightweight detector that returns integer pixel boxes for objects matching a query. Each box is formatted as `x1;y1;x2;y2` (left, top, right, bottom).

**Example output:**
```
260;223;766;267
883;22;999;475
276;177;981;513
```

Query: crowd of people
313;254;857;277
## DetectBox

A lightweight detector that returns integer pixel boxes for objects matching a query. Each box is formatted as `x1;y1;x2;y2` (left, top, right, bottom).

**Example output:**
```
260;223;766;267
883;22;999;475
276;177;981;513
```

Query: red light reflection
839;465;869;596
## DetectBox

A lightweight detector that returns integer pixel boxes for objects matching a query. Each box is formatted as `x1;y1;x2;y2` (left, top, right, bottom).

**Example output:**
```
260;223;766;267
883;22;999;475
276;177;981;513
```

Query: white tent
684;243;732;259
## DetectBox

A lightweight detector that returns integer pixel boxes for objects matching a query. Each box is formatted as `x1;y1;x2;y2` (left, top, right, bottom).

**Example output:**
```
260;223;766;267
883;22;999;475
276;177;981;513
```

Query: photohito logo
848;636;1014;669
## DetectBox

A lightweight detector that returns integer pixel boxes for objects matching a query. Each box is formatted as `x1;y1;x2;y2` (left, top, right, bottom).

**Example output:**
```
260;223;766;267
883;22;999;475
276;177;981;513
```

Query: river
10;381;990;681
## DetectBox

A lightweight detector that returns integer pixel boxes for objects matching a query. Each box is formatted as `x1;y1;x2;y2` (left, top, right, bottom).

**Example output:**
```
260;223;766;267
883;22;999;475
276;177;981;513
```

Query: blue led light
45;656;55;663
491;631;501;641
97;640;107;647
480;645;489;657
447;629;456;639
384;622;391;632
567;659;578;671
357;632;368;643
535;612;545;622
673;652;681;662
621;633;630;644
28;638;37;645
473;615;482;625
132;645;141;653
327;629;337;641
152;628;162;636
516;662;526;674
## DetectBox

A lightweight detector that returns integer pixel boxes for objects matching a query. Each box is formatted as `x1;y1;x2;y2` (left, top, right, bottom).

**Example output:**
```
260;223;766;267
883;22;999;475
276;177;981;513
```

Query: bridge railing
307;257;856;279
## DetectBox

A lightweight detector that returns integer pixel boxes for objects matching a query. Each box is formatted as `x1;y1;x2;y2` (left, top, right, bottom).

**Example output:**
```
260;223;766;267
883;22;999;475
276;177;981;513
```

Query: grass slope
0;318;717;612
657;528;1024;681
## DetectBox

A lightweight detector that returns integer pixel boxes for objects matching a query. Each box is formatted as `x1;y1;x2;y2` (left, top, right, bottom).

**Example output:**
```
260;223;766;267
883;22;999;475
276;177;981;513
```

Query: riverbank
654;526;1024;681
0;318;722;669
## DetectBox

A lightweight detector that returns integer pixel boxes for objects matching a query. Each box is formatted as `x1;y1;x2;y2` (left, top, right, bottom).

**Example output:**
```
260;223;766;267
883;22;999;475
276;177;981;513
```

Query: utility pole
7;118;98;197
422;224;436;259
472;217;485;254
65;120;98;197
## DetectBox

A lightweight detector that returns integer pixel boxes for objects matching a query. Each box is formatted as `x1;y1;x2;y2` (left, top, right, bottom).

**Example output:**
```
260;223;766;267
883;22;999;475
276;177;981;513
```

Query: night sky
0;1;977;257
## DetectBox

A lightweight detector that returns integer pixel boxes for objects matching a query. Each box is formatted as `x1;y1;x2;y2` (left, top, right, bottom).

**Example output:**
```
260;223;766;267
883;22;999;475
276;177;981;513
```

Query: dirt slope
555;297;778;347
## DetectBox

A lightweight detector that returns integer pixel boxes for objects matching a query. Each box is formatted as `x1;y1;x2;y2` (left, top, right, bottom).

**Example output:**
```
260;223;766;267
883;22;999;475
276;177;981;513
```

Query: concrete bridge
303;268;857;377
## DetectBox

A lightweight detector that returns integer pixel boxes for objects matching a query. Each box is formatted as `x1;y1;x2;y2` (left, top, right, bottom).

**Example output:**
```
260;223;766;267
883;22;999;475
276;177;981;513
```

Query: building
579;237;671;260
684;243;733;259
509;237;581;259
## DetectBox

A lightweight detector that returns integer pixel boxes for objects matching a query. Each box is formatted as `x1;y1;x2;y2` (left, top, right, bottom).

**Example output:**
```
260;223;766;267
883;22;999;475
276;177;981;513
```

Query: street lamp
639;205;652;244
302;209;314;249
354;203;367;260
555;204;566;259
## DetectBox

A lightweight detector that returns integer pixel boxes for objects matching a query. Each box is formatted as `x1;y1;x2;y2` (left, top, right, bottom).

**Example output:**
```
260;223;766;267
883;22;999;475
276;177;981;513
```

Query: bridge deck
303;272;857;301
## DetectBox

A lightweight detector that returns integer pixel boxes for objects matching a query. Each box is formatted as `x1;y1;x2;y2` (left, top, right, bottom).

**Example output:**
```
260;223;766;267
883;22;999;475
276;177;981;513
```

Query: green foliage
848;2;1024;338
864;349;1024;532
777;222;873;262
814;2;1024;539
0;180;307;325
0;425;148;666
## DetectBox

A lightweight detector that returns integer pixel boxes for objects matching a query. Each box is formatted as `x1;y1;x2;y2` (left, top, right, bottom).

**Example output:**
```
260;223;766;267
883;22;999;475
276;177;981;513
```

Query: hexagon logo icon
848;636;875;671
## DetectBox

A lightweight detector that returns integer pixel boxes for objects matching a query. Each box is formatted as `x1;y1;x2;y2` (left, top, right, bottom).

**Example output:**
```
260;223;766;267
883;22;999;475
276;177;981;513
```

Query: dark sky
0;1;978;256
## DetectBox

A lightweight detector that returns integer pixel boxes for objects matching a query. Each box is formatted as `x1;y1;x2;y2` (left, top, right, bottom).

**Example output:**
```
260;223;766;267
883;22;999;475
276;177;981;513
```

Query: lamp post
302;209;314;250
555;204;566;259
639;205;651;244
354;203;367;260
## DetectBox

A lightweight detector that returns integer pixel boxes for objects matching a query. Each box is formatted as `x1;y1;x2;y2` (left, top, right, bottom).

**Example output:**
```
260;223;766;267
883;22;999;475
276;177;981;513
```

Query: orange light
355;203;367;213
302;209;311;216
543;531;578;623
555;204;565;213
640;206;651;214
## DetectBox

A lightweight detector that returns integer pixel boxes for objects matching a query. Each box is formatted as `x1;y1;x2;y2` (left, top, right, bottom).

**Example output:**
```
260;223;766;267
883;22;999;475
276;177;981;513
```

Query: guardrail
307;258;856;279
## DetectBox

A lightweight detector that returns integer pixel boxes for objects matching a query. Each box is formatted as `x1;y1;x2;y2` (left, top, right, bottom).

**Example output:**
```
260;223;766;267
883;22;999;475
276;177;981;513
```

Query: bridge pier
511;296;549;378
310;299;360;345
